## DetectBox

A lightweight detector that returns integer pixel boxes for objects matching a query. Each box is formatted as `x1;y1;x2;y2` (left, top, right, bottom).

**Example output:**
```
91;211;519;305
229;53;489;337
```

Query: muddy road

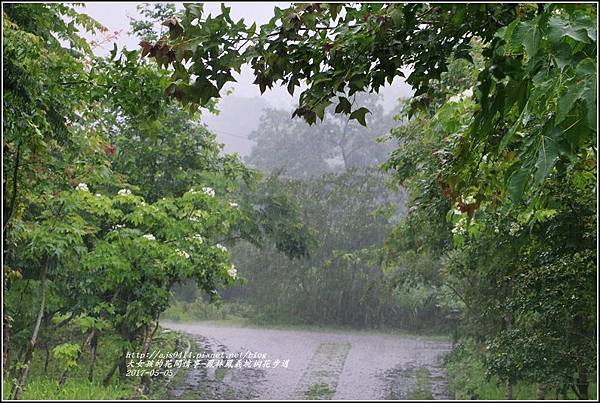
162;322;453;400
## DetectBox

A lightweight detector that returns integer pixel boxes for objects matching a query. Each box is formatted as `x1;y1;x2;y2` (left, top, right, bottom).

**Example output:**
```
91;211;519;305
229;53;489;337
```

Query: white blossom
452;217;468;235
449;87;474;103
509;222;521;236
227;265;237;278
175;249;190;259
461;87;473;98
193;234;204;243
463;195;477;205
202;187;215;197
95;193;102;197
229;202;239;208
140;201;146;206
215;243;227;252
143;233;156;241
76;183;89;192
117;188;132;196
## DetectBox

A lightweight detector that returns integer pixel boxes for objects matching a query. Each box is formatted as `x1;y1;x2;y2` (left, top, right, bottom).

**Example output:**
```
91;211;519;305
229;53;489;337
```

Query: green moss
409;367;433;400
305;382;335;400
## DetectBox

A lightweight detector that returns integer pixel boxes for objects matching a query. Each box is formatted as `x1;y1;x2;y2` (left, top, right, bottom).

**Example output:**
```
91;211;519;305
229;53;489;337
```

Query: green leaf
556;80;584;124
548;16;591;44
335;97;352;114
516;19;541;57
185;3;204;18
349;107;370;126
533;128;560;183
329;4;342;21
508;168;530;203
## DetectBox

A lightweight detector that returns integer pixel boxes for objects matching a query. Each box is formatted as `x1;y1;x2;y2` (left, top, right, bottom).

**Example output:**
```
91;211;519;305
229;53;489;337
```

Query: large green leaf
533;128;560;184
349;107;370;127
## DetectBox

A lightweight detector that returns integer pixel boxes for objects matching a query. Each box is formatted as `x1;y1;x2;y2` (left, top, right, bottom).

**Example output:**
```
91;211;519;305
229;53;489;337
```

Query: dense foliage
2;3;309;399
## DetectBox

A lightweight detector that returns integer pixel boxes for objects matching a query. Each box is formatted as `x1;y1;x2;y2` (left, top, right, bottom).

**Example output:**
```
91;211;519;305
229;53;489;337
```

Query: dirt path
162;322;452;400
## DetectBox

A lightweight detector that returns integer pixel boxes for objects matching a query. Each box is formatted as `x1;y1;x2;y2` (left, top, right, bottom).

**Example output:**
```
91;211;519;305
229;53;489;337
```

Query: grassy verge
446;340;597;400
3;326;185;400
162;300;450;341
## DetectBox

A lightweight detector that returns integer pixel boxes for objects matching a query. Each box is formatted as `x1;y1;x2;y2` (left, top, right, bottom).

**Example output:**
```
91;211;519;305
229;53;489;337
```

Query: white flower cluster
175;249;190;259
215;243;227;252
451;202;463;216
448;87;474;103
143;233;156;241
451;217;468;235
189;210;204;223
193;234;204;243
118;188;132;196
95;193;102;197
229;202;239;208
76;183;89;192
202;187;215;197
509;222;521;236
462;195;477;205
227;264;237;279
112;224;125;230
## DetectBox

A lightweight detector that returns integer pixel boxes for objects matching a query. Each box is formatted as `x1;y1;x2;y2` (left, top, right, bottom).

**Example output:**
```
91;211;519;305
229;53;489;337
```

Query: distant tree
246;94;398;178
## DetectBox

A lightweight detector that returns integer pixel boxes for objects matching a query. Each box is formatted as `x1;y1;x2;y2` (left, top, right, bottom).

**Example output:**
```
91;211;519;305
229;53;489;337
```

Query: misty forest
2;2;597;401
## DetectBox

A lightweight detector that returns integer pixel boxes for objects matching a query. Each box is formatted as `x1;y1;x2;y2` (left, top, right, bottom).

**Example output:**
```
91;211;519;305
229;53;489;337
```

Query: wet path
162;322;452;400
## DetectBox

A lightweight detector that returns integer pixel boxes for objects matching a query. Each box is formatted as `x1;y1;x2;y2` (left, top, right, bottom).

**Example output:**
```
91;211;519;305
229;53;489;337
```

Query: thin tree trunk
3;314;13;375
88;333;98;382
577;367;589;400
505;380;514;400
12;261;48;400
536;383;547;400
133;320;160;397
102;354;122;386
44;342;50;374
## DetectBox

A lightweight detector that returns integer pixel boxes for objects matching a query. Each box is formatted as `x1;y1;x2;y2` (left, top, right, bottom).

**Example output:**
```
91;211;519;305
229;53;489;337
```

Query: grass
409;367;434;400
305;382;335;400
3;326;185;400
162;300;450;342
2;378;130;400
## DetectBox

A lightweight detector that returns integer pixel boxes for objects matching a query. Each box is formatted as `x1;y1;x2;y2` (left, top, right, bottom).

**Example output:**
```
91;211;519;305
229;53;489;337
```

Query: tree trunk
536;383;547;400
118;347;128;379
505;380;514;400
103;354;122;386
43;342;50;374
12;262;48;400
88;333;98;382
3;314;13;375
133;321;160;397
577;367;589;400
